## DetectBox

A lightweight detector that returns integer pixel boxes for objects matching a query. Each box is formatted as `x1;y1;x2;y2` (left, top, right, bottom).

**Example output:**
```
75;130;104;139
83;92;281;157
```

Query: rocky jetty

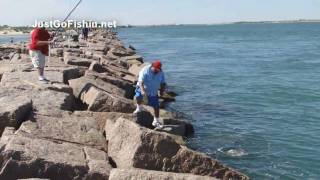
0;30;249;180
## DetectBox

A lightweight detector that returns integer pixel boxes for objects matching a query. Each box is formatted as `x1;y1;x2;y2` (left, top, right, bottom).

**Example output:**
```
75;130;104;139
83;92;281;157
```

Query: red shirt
29;27;50;56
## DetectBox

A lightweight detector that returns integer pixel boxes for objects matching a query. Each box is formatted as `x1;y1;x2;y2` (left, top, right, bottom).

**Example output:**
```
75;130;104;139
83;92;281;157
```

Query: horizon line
1;19;320;27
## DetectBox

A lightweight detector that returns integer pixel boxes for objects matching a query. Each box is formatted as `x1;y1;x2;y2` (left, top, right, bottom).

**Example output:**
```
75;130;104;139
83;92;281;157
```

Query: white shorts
29;50;46;68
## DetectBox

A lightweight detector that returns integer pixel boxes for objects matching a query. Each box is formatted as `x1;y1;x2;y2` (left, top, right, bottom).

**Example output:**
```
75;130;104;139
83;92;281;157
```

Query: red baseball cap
152;60;162;71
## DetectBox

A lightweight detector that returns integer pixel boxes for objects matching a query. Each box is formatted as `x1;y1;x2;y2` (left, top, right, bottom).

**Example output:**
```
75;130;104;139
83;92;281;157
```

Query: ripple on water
218;147;249;157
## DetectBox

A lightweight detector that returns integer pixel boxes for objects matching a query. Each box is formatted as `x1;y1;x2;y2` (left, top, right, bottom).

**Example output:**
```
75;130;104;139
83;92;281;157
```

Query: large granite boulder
105;117;248;180
109;46;135;57
64;53;92;67
0;127;111;180
120;55;143;62
31;89;75;117
119;55;144;68
62;67;86;84
80;86;135;113
0;67;76;95
128;63;148;79
0;84;73;120
141;106;194;137
17;112;107;151
0;95;32;135
109;169;216;180
50;48;63;57
85;70;135;99
68;75;131;99
88;61;107;73
0;70;65;87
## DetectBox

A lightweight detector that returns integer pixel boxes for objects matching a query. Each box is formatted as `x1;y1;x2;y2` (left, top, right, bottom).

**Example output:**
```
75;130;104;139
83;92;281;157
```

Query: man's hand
139;82;147;96
141;89;146;95
160;83;166;96
50;37;58;43
160;90;164;97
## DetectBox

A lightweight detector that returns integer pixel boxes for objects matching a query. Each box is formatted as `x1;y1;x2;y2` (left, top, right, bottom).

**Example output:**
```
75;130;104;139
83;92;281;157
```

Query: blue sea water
1;23;320;179
117;23;320;179
0;34;29;44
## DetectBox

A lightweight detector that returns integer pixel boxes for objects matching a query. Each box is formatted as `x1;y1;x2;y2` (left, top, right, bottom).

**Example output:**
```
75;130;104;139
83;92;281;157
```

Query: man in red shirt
29;27;53;83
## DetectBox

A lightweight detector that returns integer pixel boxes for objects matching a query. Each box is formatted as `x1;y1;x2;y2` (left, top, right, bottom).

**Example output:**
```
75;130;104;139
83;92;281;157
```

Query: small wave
218;147;248;157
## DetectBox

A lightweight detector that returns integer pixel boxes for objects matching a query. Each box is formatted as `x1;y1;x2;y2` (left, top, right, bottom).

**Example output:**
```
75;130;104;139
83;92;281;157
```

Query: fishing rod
49;0;83;60
63;0;83;23
53;0;84;34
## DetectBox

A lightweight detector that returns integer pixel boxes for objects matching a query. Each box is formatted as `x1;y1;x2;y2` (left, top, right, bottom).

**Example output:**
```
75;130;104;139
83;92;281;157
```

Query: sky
0;0;320;26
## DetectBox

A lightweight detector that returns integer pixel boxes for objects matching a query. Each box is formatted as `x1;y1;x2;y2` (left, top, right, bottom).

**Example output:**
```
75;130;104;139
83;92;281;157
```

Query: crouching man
133;60;166;128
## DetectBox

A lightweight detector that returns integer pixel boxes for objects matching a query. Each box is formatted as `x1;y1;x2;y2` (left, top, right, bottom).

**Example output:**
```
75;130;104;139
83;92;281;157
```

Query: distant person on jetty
82;27;89;41
29;27;54;83
133;60;166;128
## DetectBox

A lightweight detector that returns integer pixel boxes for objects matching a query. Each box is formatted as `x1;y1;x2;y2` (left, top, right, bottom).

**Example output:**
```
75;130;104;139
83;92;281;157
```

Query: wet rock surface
0;30;248;179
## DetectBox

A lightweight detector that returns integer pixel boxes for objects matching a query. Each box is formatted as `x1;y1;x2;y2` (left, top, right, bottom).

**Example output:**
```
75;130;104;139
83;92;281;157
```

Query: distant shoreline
0;31;28;36
118;19;320;27
2;19;320;30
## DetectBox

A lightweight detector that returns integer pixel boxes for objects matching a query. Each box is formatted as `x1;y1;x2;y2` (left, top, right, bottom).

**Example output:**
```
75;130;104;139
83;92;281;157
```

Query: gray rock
84;146;112;179
0;95;32;135
126;59;143;67
50;48;63;57
65;48;83;54
89;46;109;53
160;118;194;137
10;53;21;62
110;46;135;57
103;63;135;78
105;117;248;180
128;63;147;78
17;112;107;151
154;125;186;137
62;67;86;84
85;51;94;56
68;75;129;99
0;127;111;180
81;86;135;113
128;45;136;51
63;42;80;48
120;55;143;62
0;68;75;95
89;61;107;73
64;54;92;67
104;51;118;60
85;71;135;99
0;84;74;118
109;168;216;180
0;70;64;88
31;90;75;117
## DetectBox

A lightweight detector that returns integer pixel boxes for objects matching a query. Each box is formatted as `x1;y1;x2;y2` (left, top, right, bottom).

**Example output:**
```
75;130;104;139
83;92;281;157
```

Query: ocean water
1;24;319;179
0;34;29;44
117;23;320;179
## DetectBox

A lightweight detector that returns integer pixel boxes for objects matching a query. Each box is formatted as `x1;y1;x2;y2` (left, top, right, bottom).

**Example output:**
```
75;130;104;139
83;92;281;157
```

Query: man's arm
36;41;51;46
138;67;148;95
160;83;166;96
140;81;147;95
159;72;166;96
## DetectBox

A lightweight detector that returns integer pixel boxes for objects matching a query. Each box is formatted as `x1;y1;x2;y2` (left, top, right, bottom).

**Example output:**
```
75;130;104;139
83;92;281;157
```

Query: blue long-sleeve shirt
138;65;166;97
